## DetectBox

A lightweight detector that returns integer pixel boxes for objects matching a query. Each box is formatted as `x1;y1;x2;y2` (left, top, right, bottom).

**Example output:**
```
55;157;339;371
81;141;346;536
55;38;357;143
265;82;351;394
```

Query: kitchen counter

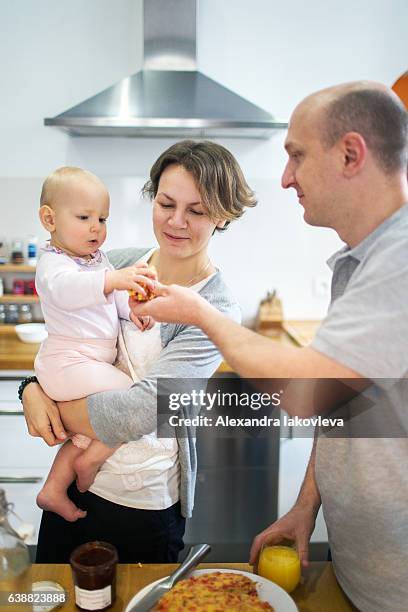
218;320;320;372
10;562;354;611
0;321;321;371
0;331;39;370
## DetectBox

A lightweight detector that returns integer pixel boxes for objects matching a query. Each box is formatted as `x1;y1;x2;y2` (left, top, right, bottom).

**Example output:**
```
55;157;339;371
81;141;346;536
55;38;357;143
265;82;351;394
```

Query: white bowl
14;323;47;344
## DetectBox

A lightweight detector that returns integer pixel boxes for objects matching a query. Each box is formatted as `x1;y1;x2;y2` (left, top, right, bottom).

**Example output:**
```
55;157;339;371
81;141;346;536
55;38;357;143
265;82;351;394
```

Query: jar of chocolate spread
70;541;118;610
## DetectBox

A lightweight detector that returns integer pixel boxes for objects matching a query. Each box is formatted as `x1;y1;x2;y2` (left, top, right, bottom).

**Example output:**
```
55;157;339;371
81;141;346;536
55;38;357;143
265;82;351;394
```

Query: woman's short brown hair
142;140;257;231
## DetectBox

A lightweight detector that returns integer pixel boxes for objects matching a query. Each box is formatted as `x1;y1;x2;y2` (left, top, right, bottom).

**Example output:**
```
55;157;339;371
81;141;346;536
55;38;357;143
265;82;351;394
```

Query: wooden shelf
0;295;39;303
0;264;36;273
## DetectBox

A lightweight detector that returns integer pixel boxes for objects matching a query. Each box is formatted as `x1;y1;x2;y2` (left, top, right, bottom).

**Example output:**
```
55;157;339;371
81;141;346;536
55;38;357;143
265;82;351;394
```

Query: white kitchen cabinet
0;468;49;545
1;415;58;468
0;374;57;544
0;375;28;413
279;438;328;543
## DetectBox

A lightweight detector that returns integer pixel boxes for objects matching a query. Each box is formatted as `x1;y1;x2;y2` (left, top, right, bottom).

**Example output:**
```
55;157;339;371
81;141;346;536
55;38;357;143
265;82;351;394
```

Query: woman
21;140;257;563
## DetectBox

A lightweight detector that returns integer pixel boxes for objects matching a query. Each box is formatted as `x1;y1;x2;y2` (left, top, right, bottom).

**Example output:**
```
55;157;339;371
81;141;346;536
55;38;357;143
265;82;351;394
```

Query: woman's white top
89;248;215;510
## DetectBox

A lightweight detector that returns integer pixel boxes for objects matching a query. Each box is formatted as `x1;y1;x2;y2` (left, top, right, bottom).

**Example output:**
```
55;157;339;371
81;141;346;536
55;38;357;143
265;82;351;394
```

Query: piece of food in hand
153;571;274;611
128;266;157;302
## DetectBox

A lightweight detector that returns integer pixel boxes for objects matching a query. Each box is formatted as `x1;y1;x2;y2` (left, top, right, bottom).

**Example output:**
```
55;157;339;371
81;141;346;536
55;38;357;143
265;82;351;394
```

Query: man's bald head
295;81;408;174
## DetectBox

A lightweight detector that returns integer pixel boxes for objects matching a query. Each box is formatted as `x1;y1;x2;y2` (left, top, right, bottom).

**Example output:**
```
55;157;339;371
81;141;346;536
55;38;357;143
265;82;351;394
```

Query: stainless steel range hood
44;0;287;138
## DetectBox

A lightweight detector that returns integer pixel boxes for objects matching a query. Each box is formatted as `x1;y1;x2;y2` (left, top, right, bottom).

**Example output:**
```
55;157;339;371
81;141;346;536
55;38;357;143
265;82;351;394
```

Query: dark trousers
36;483;185;563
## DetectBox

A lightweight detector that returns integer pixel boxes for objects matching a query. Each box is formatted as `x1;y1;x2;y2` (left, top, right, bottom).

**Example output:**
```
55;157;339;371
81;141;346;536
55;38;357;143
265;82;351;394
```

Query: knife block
255;291;283;336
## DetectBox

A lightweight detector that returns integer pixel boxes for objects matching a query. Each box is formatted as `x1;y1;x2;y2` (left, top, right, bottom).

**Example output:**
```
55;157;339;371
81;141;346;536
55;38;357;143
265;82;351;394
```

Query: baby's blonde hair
40;166;107;208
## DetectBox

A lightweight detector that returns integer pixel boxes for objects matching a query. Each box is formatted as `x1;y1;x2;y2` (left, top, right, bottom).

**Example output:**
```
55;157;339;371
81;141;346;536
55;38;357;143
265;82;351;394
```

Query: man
132;82;408;612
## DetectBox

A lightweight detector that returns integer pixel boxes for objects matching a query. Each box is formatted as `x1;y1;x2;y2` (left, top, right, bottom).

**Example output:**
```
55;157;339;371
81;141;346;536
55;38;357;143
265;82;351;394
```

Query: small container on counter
70;541;118;610
0;305;6;325
32;580;67;611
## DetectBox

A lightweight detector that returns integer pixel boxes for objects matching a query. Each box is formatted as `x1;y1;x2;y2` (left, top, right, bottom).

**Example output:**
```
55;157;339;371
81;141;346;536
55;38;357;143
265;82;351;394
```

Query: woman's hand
104;263;157;295
130;312;155;331
22;382;67;446
249;500;319;568
130;282;213;326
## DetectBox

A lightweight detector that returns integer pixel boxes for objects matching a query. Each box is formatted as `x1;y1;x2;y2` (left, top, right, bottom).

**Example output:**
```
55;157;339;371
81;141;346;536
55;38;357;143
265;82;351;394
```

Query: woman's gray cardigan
87;247;241;518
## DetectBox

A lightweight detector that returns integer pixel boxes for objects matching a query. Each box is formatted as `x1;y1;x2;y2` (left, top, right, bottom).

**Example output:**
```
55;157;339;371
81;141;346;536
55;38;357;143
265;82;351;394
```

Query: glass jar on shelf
12;279;25;295
18;305;33;324
5;304;19;325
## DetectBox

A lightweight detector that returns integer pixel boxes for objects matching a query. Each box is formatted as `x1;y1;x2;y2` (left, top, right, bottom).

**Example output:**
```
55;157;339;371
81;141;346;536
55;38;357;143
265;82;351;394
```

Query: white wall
1;0;407;322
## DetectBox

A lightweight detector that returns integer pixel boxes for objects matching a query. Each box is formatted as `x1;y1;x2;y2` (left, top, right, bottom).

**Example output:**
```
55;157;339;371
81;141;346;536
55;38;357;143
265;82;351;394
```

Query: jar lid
32;581;67;612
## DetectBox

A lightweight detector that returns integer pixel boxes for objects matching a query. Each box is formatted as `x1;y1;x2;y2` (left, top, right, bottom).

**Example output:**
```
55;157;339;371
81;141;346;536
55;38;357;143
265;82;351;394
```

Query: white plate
125;568;298;612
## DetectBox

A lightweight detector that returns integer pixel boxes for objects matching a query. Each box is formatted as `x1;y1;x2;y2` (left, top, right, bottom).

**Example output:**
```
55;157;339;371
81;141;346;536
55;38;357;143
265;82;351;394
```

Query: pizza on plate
153;571;274;611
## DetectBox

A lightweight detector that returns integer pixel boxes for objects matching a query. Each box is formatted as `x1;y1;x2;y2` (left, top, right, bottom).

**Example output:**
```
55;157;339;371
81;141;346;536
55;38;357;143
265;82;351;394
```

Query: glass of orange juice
257;542;301;593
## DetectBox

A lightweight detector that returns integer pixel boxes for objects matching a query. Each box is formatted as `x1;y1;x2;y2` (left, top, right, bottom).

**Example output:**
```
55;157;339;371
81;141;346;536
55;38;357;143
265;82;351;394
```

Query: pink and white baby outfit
34;245;133;402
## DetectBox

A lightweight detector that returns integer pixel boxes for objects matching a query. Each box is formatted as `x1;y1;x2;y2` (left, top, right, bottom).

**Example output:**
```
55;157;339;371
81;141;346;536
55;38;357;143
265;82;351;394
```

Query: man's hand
22;382;67;446
104;263;157;295
129;282;214;326
249;501;319;568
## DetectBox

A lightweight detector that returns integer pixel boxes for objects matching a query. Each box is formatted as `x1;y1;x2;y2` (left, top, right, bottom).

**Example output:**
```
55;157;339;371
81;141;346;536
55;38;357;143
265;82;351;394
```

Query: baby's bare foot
37;484;86;522
75;455;100;493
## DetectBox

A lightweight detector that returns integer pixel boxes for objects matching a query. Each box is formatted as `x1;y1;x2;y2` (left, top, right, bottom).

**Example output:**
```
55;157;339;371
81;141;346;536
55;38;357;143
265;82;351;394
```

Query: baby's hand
130;312;156;331
104;263;157;296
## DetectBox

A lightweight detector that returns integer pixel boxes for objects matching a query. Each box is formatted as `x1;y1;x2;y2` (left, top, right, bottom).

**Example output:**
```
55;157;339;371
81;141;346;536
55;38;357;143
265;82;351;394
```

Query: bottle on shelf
0;305;6;325
0;238;8;265
0;278;3;297
26;236;38;266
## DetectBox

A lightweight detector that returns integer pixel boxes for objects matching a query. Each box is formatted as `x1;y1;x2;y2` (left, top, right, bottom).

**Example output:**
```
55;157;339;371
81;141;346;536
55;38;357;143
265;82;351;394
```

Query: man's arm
249;437;321;567
131;284;366;415
294;436;321;513
199;308;353;379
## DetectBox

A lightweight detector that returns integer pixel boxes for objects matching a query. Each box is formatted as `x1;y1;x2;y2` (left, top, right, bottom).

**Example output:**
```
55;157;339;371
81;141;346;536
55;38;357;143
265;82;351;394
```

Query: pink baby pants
35;334;132;448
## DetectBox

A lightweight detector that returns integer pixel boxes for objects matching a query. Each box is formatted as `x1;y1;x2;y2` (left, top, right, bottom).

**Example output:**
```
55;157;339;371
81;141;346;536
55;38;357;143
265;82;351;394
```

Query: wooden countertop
218;320;321;372
0;331;40;370
11;562;354;611
0;321;321;372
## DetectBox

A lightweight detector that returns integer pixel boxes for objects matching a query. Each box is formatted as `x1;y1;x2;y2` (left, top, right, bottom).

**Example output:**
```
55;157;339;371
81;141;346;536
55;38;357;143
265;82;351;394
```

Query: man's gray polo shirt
310;204;408;612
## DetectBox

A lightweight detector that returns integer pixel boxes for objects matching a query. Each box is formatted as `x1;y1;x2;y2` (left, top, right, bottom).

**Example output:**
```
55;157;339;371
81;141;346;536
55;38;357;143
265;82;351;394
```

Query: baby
34;166;156;521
